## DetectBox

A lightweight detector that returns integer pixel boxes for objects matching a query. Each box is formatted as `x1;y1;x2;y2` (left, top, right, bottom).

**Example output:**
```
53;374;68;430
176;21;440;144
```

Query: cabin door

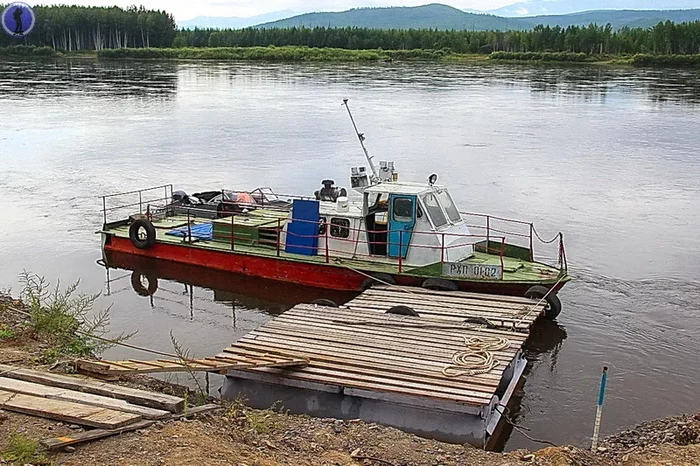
388;194;416;259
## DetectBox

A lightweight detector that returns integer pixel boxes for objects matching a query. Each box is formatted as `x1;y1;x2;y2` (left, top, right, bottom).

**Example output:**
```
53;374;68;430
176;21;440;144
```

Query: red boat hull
103;235;563;296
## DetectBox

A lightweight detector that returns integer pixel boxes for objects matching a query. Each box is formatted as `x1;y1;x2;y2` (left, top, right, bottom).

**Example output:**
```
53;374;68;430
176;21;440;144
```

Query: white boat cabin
282;177;475;267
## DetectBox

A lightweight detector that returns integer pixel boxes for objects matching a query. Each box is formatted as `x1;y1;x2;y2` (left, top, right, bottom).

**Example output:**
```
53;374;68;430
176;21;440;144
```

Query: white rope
442;336;510;377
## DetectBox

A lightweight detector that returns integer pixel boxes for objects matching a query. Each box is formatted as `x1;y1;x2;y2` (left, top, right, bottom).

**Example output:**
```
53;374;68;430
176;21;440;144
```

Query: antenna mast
343;98;379;182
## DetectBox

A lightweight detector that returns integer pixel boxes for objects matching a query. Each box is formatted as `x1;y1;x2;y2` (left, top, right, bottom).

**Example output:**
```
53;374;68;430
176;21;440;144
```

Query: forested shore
2;5;700;66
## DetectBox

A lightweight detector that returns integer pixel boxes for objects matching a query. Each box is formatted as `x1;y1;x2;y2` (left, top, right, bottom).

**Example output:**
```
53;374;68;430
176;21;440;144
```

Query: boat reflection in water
101;250;358;317
99;250;567;451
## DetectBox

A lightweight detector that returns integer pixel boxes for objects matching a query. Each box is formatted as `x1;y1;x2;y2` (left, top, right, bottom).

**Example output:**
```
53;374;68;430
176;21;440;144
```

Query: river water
1;59;699;451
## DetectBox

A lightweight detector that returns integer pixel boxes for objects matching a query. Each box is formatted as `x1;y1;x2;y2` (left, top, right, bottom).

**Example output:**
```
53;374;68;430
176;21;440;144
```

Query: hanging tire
362;273;396;289
129;219;156;250
421;278;458;291
311;299;338;308
131;270;158;297
525;285;562;320
386;305;419;317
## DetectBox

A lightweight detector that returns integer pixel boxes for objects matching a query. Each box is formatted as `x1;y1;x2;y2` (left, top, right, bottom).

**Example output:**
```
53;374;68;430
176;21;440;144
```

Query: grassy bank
4;45;700;68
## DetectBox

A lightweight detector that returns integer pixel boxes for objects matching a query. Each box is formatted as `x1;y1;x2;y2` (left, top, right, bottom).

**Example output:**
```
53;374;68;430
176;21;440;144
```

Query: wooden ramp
343;285;544;332
76;353;309;377
220;304;529;408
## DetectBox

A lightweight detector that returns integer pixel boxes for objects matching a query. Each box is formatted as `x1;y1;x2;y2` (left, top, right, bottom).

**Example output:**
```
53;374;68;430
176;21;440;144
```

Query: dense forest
2;5;700;56
175;22;700;55
0;5;175;49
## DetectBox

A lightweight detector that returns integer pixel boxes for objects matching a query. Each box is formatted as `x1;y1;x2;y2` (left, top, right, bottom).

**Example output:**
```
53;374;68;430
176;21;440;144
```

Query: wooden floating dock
221;286;545;447
76;352;308;378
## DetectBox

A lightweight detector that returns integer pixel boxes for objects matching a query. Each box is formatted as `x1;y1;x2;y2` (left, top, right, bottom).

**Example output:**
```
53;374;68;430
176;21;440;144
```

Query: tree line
2;5;700;56
0;5;175;49
174;22;700;55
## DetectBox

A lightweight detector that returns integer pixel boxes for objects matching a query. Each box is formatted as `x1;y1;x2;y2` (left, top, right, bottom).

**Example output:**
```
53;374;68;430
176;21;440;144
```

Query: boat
100;101;571;318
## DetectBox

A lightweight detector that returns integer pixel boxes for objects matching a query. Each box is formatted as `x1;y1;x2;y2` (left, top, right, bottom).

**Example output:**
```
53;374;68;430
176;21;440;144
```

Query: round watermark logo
2;2;36;38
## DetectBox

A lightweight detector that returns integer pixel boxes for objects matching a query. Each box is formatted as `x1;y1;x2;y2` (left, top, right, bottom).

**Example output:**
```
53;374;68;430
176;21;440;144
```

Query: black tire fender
525;285;562;320
362;273;396;289
131;270;158;297
386;305;419;317
311;299;339;308
129;219;156;250
421;278;459;291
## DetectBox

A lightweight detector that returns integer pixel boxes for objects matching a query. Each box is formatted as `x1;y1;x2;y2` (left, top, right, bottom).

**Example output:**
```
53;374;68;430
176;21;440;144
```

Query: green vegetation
99;46;388;61
19;271;133;364
0;45;57;57
0;4;175;50
0;324;14;340
631;53;700;67
1;434;48;465
490;51;596;62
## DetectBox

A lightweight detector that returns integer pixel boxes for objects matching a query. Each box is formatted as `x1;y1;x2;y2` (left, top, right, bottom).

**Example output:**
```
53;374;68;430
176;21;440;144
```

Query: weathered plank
40;404;222;450
0;365;184;413
0;389;142;429
0;378;170;420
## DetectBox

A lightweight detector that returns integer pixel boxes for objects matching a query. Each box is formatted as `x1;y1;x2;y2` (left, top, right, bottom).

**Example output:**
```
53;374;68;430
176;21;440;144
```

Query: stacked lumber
0;364;219;450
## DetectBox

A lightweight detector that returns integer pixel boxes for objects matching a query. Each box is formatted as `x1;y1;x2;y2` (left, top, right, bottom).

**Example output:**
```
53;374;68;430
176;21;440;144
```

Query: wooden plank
0;364;185;413
369;285;535;304
0;390;142;429
359;287;539;310
222;345;502;391
251;321;520;361
291;304;530;339
279;308;528;346
349;293;534;315
344;296;537;321
40;404;222;450
0;378;170;420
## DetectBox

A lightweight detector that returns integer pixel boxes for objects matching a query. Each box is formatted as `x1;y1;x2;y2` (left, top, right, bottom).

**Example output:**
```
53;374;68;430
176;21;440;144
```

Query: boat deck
105;215;557;282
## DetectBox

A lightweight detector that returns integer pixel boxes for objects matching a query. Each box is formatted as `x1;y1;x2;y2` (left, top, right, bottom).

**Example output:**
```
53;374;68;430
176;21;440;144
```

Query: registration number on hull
443;262;503;280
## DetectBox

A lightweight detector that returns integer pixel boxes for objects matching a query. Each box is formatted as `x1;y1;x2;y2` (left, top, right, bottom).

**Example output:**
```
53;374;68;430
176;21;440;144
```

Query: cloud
51;0;521;21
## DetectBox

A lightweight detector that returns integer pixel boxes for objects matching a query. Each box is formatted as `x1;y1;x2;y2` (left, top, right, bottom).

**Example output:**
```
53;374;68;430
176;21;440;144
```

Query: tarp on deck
165;223;213;241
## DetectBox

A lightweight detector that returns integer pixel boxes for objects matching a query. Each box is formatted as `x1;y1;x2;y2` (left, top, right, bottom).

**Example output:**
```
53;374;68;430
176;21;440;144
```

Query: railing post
231;215;236;251
441;233;445;264
486;215;491;248
102;196;107;226
500;237;505;271
529;223;534;262
325;221;329;264
164;186;168;207
398;231;403;273
276;218;281;257
187;209;192;243
139;191;143;214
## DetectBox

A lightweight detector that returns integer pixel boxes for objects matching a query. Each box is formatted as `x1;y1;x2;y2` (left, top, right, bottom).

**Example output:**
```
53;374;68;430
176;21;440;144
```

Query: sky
35;0;519;21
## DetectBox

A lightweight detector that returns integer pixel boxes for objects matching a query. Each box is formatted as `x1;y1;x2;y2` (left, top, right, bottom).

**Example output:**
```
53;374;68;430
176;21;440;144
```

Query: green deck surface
108;215;567;284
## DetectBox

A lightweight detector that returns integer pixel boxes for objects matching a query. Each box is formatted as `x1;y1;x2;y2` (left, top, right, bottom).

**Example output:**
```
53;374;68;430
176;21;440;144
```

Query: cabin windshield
438;189;461;223
421;192;448;228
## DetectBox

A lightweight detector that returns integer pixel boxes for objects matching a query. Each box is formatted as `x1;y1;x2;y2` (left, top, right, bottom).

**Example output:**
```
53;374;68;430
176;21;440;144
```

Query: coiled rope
442;336;510;377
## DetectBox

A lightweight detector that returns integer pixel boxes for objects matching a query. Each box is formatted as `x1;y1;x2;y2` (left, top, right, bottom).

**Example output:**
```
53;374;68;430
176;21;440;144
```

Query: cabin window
319;216;327;235
392;197;414;222
438;190;461;223
422;193;448;228
330;218;350;238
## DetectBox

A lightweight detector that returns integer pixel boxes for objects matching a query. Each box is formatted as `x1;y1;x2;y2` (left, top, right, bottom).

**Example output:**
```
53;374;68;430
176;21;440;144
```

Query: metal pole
441;233;445;264
276;218;281;257
591;366;609;451
139;191;142;214
231;214;235;251
325;221;330;264
398;231;403;273
187;209;191;243
102;196;107;226
486;216;490;247
529;223;534;262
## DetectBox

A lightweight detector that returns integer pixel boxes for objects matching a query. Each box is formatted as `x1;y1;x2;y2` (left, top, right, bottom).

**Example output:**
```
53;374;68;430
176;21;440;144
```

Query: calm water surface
1;59;699;451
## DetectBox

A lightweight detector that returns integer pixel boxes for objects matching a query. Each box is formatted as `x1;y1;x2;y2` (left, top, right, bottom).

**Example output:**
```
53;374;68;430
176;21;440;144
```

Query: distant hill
490;0;699;17
254;3;700;31
256;4;520;31
517;8;700;28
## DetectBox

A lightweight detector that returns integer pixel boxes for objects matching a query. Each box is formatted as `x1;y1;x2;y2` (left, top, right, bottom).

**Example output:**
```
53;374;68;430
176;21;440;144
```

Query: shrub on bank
0;45;57;57
490;51;590;62
631;54;700;67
